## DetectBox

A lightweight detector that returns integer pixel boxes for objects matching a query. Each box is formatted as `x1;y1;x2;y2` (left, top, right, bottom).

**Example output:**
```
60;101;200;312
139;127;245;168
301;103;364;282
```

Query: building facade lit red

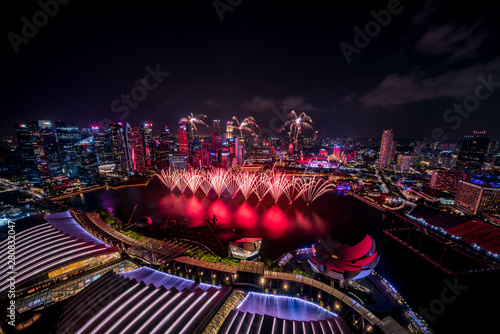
126;125;146;173
178;123;188;155
430;170;465;193
378;129;394;169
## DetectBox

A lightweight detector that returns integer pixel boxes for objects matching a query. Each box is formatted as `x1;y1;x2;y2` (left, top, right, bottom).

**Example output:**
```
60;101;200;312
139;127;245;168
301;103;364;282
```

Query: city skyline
3;0;500;139
2;2;500;334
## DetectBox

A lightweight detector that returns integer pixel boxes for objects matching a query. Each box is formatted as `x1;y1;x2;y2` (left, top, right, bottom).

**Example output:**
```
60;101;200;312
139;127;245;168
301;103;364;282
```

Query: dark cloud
240;96;277;112
412;0;444;26
241;95;324;113
202;98;225;109
415;22;488;61
355;58;500;107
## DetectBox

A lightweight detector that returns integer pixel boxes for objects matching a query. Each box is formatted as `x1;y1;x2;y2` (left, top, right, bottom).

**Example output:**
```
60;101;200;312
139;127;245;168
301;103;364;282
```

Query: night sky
2;0;500;140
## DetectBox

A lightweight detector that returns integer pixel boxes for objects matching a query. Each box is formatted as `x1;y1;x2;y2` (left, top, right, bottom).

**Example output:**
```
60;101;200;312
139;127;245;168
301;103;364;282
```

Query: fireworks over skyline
279;110;315;144
232;116;261;138
182;113;209;133
157;169;335;205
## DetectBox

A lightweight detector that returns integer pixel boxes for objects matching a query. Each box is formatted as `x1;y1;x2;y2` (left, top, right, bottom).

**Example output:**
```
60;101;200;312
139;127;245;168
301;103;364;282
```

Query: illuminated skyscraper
455;180;500;214
142;123;154;169
178;121;189;155
397;155;412;173
456;131;489;175
378;129;394;169
154;139;170;170
235;138;244;164
55;121;81;178
75;136;100;184
14;123;38;183
333;146;341;158
82;126;114;165
25;120;63;194
126;125;146;173
212;119;222;167
430;170;464;193
213;119;221;134
226;121;233;139
110;122;131;174
194;140;211;168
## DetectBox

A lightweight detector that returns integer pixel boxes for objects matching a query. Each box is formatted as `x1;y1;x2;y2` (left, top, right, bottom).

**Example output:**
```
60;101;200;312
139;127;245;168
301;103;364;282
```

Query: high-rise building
378;129;394;169
142;123;154;169
456;131;489;175
390;141;397;164
487;141;499;155
397;155;412;173
160;126;173;142
82;126;114;166
235;138;245;164
333;146;341;158
213;119;221;134
55;121;81;178
430;170;464;193
109;123;131;174
455;180;500;214
154;139;170;170
212;120;222;167
75;136;100;184
14;123;38;183
25;120;63;194
178;121;189;157
28;120;62;178
226;121;233;139
126;125;146;174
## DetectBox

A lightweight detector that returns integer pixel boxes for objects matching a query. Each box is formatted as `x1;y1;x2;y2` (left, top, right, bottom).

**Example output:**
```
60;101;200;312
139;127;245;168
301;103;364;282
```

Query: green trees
292;269;313;278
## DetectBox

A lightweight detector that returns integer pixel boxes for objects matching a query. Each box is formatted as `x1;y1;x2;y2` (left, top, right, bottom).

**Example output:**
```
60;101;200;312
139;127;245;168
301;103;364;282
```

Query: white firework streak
295;176;336;205
184;169;203;194
199;171;212;196
225;174;240;199
236;172;258;199
252;175;269;201
283;177;300;204
209;168;230;197
167;170;184;192
265;172;291;202
156;169;176;190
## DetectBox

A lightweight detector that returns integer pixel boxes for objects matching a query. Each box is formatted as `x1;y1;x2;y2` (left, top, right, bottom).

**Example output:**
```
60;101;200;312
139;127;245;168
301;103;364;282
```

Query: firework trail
279;110;314;144
181;113;209;133
232;116;260;137
209;168;230;197
295;176;335;205
156;169;335;204
235;172;258;199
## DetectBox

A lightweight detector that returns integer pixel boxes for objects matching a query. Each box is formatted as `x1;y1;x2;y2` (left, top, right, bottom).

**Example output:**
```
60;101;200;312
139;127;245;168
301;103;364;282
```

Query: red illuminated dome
136;216;152;228
309;234;379;280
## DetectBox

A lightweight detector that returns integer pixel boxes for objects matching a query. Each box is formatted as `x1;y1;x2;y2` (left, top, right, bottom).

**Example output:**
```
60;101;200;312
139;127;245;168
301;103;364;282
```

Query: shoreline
50;178;153;201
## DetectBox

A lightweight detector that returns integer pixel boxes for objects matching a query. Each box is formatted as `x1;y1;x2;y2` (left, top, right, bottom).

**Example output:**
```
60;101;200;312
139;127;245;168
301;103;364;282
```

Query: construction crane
127;203;138;226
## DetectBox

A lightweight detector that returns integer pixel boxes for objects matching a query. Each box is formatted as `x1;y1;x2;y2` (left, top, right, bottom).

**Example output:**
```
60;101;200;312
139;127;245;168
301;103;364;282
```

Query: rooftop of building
0;211;119;296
